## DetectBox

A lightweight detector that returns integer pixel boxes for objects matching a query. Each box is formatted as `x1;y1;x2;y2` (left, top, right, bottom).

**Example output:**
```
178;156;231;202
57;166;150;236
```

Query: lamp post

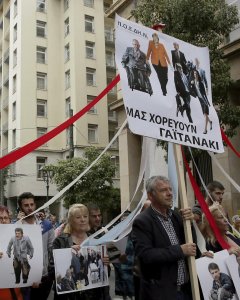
41;167;54;216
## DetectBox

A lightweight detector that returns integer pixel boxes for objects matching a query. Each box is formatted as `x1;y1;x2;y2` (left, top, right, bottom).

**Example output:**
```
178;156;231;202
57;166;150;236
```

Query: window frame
37;99;47;118
88;124;98;143
37;72;47;90
85;15;94;33
36;156;47;179
36;46;47;64
86;67;96;86
87;95;97;114
36;20;47;37
85;41;95;59
36;0;46;12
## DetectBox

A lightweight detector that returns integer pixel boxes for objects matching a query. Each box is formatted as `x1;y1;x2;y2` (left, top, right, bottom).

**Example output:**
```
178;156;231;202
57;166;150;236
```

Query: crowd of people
1;176;240;300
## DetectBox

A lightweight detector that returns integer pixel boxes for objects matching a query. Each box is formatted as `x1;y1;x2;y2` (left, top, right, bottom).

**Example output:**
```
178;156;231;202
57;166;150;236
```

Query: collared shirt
151;205;188;285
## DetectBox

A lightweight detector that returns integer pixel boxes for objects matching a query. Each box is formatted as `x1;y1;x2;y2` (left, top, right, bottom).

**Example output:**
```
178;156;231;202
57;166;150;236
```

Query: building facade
0;0;119;215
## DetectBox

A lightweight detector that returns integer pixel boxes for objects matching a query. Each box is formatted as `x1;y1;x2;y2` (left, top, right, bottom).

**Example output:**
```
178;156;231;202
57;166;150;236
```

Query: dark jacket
212;273;235;294
132;207;193;300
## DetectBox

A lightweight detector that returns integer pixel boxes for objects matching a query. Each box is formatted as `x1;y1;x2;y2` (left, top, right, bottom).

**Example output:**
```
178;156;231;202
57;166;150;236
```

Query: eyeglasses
0;216;10;222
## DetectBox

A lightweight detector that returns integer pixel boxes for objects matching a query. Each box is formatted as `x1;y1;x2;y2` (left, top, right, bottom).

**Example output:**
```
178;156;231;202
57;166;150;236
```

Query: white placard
115;15;224;153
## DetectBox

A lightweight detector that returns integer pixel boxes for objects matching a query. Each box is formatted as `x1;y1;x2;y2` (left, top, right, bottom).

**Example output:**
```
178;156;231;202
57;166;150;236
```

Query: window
86;68;96;86
12;102;16;121
65;97;71;117
13;49;17;67
105;27;113;42
14;0;18;16
85;41;95;59
106;51;115;67
109;130;119;148
36;156;47;179
12;75;17;93
12;129;16;149
64;18;69;36
13;24;17;42
36;0;46;12
88;124;98;143
84;0;94;8
37;99;47;117
87;95;97;114
107;77;117;94
64;0;69;11
66;127;70;146
85;15;94;33
111;156;120;178
37;46;47;63
37;127;47;146
65;70;70;89
37;72;47;90
64;43;70;62
36;20;46;37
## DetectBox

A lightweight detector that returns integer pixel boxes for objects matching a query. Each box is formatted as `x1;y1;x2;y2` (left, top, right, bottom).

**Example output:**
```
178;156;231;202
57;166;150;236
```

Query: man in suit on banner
171;42;187;74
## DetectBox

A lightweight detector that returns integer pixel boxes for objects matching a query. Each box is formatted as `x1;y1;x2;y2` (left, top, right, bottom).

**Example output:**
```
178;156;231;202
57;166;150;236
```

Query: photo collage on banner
0;224;43;288
53;245;109;295
115;15;224;153
196;250;240;300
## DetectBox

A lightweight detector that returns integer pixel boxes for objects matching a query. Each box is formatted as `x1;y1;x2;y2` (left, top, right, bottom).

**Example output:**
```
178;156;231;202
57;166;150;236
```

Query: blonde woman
52;204;109;300
202;204;240;255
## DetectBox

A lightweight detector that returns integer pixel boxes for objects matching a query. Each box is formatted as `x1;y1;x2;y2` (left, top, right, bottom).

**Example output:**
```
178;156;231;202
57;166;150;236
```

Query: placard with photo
196;250;238;300
53;245;109;294
0;224;43;288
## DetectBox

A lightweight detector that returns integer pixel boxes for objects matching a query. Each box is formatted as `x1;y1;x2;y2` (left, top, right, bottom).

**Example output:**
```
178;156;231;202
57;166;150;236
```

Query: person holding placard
52;203;109;300
132;175;196;300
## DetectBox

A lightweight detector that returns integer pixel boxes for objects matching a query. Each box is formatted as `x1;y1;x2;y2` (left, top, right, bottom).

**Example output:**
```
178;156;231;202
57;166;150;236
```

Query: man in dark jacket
132;175;196;300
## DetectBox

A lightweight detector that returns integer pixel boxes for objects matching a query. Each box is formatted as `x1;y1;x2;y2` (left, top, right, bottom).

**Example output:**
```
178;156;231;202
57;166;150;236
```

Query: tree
133;0;240;137
45;147;120;214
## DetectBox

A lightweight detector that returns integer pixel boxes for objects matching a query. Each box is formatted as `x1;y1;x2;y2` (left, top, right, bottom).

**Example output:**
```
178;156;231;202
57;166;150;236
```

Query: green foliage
45;147;120;213
133;0;240;137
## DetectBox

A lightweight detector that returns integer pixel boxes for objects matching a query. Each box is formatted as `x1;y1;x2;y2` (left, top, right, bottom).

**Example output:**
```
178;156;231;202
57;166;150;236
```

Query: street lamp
41;167;54;215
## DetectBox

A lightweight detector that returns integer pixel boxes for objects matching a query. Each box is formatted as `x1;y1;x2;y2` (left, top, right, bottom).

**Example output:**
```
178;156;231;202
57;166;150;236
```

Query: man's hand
71;245;80;252
103;255;110;266
180;243;196;256
179;208;194;221
32;282;40;288
17;211;25;220
228;246;240;256
201;251;214;258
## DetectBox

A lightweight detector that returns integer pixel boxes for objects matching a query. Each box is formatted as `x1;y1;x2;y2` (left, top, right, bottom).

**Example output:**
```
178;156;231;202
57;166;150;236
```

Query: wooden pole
173;143;200;300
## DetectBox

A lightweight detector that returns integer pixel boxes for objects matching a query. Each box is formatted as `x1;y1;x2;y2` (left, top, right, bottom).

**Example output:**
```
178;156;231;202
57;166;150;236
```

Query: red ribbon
221;128;240;158
181;146;230;250
0;75;120;169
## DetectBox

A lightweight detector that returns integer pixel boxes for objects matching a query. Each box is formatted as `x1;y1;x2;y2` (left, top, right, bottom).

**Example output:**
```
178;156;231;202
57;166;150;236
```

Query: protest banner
114;14;228;299
115;14;224;153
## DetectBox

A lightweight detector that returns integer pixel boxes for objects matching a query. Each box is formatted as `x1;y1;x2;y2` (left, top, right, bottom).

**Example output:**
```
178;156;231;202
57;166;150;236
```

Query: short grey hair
146;176;170;194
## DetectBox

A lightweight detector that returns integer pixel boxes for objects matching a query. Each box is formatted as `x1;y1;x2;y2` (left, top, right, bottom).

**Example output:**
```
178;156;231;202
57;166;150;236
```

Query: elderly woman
202;204;240;255
52;204;109;300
